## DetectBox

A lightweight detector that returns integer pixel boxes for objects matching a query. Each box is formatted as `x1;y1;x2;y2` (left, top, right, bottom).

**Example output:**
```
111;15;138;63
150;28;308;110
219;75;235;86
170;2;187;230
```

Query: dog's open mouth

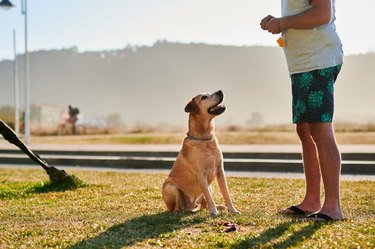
208;98;226;116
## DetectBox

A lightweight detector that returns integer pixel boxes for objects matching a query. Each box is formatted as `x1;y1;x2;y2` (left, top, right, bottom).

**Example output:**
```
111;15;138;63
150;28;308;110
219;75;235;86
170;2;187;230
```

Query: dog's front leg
197;175;218;215
217;169;240;214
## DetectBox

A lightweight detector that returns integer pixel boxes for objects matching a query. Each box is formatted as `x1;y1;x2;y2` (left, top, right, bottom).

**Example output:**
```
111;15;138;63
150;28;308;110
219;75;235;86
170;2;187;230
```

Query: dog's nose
216;90;224;97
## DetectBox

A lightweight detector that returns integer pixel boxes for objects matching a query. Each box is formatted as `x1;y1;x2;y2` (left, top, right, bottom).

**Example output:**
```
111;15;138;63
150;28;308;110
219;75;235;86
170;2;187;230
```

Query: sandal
278;205;309;215
303;213;336;222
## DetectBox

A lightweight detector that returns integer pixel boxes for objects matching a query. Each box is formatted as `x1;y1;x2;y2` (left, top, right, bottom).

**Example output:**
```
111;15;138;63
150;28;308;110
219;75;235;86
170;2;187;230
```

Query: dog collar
186;133;214;141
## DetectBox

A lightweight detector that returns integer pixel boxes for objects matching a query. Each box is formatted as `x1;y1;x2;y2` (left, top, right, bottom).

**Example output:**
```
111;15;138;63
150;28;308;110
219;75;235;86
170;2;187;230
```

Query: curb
1;149;375;175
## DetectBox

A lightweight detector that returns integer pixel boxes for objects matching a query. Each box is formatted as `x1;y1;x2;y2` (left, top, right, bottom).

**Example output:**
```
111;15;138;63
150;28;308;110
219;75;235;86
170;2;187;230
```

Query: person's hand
260;15;274;30
266;17;282;34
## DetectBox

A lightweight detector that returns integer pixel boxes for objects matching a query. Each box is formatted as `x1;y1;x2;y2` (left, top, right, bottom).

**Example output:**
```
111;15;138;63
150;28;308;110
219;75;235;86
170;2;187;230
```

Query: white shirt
281;0;343;74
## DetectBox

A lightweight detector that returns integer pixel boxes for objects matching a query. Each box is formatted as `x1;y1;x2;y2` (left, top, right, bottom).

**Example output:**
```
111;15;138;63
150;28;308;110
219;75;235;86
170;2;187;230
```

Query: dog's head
184;90;226;117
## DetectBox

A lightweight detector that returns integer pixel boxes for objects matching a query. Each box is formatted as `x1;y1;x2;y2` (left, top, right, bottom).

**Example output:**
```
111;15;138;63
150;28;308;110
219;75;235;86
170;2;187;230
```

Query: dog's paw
229;208;241;214
217;205;227;211
209;209;219;216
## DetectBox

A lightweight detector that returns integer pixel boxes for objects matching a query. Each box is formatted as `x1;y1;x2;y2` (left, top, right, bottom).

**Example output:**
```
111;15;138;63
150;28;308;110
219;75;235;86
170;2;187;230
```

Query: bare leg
296;122;322;212
279;122;321;214
310;122;343;220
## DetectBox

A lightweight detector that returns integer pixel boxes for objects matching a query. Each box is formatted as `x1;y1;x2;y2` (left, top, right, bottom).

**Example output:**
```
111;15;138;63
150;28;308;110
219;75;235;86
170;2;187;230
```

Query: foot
210;211;219;216
209;207;219;216
303;212;343;222
316;206;344;221
278;205;309;215
228;208;241;214
216;205;240;214
278;204;319;215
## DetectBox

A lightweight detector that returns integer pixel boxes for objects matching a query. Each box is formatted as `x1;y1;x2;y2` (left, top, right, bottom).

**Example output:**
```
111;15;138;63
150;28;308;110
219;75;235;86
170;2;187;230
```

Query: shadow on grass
0;180;86;199
31;180;86;193
68;211;206;249
231;219;327;248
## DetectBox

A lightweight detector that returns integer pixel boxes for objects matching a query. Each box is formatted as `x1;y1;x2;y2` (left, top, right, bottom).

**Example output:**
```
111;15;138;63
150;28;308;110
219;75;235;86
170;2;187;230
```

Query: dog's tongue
210;105;225;112
209;106;217;112
211;105;225;110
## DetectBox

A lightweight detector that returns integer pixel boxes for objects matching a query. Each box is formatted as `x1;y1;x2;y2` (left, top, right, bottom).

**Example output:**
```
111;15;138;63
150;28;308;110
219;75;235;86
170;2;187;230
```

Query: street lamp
21;0;30;144
13;29;19;135
0;1;19;134
0;0;30;144
0;0;14;10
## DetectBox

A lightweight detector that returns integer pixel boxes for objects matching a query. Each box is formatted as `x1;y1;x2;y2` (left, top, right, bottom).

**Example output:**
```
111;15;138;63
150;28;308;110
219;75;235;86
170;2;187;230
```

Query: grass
0;167;374;248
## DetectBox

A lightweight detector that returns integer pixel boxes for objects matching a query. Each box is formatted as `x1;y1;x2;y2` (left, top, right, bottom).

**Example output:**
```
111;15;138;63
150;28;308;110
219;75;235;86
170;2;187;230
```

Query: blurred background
0;0;374;136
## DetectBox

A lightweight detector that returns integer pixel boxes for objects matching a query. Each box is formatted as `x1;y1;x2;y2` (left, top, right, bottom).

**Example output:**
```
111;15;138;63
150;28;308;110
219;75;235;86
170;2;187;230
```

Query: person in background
260;0;344;221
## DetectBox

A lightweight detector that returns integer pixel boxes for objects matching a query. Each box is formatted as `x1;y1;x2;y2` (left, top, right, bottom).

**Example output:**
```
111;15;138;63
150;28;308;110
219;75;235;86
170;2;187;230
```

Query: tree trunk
0;119;82;184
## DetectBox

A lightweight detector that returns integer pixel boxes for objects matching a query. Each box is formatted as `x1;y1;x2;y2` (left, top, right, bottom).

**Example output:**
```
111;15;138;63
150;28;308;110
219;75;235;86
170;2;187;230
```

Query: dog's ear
184;99;199;114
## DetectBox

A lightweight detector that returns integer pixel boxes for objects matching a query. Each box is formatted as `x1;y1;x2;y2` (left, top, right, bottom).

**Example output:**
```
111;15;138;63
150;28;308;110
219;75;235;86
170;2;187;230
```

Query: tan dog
162;90;240;215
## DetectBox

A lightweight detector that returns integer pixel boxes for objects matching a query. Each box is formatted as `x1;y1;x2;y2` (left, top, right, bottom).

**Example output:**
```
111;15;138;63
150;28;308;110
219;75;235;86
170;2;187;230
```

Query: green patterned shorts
291;65;342;124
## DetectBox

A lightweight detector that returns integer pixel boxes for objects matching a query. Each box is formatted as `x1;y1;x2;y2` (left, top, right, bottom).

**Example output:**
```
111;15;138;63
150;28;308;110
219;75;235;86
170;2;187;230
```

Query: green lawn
0;167;374;248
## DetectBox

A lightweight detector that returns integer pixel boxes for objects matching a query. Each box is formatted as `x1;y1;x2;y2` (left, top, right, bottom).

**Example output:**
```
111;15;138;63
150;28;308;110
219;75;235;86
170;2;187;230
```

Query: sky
1;0;375;61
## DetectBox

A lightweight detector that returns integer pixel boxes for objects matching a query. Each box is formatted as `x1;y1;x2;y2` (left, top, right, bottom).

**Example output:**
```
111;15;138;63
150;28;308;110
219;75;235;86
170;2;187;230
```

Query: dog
162;90;240;215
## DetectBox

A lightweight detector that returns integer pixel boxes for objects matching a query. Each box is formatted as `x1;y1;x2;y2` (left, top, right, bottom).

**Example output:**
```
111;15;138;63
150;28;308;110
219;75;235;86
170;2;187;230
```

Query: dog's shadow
68;211;206;249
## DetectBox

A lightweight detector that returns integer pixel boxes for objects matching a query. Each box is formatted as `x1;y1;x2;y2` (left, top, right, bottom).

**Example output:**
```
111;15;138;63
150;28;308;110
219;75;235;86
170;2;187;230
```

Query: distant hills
0;41;374;129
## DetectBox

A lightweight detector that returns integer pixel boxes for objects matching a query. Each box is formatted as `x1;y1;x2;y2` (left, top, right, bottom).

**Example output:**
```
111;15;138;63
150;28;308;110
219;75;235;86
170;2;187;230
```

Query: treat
277;37;285;47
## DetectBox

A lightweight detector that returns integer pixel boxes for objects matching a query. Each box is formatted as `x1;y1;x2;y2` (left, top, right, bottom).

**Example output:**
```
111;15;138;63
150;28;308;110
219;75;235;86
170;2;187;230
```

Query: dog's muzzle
208;90;226;115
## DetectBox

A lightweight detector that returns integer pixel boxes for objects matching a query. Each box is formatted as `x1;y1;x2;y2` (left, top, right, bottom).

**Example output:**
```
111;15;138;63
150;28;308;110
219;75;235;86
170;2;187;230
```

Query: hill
0;41;374;129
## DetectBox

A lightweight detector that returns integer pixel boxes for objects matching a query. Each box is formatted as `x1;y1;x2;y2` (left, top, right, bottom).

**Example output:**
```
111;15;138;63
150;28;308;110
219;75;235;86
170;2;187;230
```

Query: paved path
1;142;375;180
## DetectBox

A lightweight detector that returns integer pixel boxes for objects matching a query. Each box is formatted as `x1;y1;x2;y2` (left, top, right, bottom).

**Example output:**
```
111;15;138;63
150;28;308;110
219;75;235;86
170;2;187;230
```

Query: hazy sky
1;0;374;61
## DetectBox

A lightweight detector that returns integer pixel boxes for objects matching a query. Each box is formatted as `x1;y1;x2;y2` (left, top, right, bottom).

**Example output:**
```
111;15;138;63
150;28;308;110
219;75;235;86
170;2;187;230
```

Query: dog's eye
201;96;208;100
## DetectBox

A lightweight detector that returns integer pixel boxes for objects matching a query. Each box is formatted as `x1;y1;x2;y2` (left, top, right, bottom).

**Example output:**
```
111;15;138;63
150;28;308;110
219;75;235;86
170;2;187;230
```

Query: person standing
260;0;344;221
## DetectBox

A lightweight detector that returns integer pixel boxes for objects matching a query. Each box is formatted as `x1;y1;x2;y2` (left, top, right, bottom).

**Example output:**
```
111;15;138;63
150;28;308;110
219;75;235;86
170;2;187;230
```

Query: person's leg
309;122;343;220
280;122;321;214
296;122;322;212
